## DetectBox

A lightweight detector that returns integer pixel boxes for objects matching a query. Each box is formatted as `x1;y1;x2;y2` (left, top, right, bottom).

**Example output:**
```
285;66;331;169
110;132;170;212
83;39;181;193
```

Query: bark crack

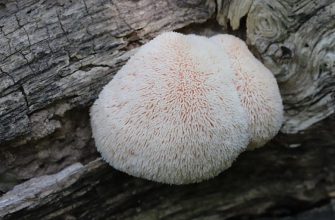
0;67;15;84
56;11;71;45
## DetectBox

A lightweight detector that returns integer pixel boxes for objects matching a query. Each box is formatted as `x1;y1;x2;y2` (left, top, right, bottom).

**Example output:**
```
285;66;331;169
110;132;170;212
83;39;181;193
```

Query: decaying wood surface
0;0;334;219
218;0;335;133
1;122;335;219
0;0;216;192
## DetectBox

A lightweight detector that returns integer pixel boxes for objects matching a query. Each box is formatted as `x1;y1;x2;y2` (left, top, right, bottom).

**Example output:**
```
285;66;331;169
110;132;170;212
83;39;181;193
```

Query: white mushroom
210;34;284;149
90;32;250;184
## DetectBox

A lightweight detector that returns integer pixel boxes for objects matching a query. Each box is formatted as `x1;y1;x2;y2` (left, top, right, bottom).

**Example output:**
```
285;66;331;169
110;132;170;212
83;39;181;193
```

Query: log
0;0;334;219
0;0;216;191
1;125;335;219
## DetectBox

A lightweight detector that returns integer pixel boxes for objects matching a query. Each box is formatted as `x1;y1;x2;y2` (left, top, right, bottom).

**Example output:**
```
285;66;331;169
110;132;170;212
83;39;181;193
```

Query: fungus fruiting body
90;32;250;184
210;35;283;149
90;32;283;184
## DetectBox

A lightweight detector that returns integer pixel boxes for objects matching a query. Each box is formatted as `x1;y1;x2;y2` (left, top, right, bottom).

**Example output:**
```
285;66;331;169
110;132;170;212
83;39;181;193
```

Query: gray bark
0;0;216;191
0;0;334;219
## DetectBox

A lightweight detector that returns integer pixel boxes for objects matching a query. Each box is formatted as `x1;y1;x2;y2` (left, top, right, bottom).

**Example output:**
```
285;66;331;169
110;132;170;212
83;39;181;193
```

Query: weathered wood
0;0;215;142
217;0;335;133
0;0;335;219
1;117;335;219
0;0;216;191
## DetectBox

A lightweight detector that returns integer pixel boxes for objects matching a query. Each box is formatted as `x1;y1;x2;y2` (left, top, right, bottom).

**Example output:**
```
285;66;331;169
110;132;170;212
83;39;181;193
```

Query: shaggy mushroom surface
211;35;283;149
90;32;250;184
90;32;283;184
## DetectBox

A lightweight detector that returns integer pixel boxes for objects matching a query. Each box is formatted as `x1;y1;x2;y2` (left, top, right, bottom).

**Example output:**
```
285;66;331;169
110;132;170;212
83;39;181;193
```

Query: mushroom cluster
90;32;283;184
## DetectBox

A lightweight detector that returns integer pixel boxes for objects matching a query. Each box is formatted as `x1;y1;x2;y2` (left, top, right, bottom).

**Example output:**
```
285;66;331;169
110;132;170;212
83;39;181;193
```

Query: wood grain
0;0;334;219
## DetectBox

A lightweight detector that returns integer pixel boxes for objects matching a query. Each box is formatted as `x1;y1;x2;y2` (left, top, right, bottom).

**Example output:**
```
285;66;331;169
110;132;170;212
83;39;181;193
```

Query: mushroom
210;34;284;149
90;32;250;184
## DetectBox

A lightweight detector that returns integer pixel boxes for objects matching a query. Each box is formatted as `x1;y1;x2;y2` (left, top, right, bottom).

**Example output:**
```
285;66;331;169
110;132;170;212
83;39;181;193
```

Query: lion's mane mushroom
90;32;250;184
210;34;284;149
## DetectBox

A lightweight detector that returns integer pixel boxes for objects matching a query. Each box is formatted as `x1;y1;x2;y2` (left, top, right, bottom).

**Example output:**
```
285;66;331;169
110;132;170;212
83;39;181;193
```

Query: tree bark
0;0;334;219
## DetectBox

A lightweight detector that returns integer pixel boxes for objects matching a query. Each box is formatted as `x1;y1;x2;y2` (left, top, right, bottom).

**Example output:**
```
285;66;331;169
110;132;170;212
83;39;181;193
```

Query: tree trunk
0;0;334;219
